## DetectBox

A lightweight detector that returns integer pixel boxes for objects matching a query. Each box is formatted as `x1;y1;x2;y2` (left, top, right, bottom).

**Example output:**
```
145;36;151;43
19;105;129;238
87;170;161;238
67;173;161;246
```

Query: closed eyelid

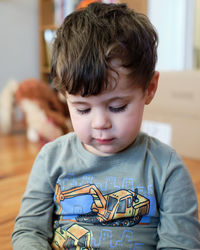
75;107;91;115
109;102;126;108
108;99;129;108
109;104;128;113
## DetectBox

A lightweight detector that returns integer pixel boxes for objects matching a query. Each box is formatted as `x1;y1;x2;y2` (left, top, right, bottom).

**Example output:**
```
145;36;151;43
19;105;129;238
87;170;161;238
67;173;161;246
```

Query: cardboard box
118;0;147;14
143;71;200;160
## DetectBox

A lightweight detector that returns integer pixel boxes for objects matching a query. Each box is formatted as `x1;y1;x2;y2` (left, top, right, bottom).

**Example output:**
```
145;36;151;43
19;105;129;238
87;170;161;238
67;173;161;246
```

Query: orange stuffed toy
15;78;72;144
76;0;101;9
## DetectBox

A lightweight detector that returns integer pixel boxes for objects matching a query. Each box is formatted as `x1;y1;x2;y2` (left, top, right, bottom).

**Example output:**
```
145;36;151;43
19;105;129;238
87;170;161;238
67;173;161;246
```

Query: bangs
66;44;126;96
66;56;109;97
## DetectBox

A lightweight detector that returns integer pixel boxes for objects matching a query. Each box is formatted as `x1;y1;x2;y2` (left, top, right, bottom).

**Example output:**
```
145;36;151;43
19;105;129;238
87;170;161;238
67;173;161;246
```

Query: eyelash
77;105;127;115
77;109;91;115
109;105;127;113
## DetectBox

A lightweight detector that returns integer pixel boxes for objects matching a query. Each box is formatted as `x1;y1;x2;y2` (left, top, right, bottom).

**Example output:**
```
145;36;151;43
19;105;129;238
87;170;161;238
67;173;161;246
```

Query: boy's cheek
72;119;88;135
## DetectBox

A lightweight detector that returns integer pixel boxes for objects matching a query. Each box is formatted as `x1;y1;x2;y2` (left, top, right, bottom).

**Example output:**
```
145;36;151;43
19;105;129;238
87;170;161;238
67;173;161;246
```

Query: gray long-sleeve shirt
12;132;200;249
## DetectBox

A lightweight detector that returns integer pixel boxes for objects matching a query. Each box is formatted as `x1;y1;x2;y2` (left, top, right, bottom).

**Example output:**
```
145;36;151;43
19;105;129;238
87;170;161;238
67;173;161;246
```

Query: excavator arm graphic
55;183;106;213
55;183;150;227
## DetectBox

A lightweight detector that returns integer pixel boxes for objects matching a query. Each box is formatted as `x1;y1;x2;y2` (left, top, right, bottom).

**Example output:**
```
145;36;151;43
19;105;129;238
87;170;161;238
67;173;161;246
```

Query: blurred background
0;1;199;249
0;0;199;91
1;0;199;157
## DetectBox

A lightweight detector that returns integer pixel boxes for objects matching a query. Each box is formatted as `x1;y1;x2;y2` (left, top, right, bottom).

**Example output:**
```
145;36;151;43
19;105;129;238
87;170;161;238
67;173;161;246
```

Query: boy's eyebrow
69;96;130;105
69;100;90;105
106;96;130;102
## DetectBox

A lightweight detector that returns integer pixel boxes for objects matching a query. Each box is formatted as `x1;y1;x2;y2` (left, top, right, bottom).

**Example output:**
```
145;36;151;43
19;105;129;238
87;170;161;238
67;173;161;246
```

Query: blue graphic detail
92;229;133;249
134;242;145;249
60;195;93;220
140;195;156;223
122;178;134;190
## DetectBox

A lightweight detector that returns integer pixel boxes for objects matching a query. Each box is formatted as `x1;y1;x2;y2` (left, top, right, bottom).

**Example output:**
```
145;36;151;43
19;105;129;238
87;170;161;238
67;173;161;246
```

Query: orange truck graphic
55;183;150;226
52;224;92;250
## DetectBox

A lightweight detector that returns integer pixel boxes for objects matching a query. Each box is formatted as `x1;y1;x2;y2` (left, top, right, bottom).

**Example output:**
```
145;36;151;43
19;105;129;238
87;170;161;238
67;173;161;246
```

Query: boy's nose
91;113;112;130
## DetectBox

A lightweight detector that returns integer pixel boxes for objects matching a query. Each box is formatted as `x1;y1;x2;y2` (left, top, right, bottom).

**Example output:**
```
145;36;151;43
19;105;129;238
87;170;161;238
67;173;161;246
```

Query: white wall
148;0;195;71
0;0;39;93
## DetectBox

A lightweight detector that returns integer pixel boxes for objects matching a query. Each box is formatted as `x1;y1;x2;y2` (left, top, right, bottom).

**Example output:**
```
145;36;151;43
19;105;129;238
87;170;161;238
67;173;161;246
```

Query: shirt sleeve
157;151;200;249
12;147;55;250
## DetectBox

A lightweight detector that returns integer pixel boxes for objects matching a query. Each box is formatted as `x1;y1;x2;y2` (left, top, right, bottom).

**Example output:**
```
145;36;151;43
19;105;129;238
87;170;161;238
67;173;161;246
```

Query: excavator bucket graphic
55;183;150;227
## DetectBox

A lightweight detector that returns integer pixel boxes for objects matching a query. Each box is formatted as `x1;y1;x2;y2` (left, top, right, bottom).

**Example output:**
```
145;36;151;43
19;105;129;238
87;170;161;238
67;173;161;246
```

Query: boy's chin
83;143;116;156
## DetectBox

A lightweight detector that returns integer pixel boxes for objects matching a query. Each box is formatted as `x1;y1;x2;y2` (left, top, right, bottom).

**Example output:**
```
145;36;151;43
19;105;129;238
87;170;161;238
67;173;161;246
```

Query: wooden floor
0;133;200;250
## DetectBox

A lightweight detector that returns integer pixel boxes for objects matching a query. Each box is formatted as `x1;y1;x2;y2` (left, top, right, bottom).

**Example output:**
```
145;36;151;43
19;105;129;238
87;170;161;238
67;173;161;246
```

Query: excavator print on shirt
52;223;92;250
55;183;150;227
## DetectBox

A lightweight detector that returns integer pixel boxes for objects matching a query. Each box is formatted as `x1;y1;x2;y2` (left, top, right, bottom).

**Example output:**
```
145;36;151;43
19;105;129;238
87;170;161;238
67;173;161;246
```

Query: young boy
12;2;200;249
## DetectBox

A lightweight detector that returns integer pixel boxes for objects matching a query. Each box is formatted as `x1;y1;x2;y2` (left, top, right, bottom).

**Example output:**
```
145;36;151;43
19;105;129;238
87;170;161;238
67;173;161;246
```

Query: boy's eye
109;104;127;113
77;108;91;115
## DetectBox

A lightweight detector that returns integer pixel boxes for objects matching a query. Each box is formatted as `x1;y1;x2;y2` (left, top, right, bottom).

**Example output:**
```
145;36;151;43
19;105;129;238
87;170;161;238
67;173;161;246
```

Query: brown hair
51;2;158;96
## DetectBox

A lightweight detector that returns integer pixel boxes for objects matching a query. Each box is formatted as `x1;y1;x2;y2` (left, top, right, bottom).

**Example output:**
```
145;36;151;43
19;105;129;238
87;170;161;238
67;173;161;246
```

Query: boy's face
66;65;158;156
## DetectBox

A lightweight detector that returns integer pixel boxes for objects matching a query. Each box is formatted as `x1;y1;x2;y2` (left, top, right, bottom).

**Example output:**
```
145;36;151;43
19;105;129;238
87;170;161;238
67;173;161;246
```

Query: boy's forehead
107;62;135;90
66;73;140;102
109;58;131;75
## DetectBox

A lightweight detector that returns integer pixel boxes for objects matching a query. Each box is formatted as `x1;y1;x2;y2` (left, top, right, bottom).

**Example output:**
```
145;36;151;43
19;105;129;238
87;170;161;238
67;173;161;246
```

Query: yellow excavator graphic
55;183;150;227
52;224;92;250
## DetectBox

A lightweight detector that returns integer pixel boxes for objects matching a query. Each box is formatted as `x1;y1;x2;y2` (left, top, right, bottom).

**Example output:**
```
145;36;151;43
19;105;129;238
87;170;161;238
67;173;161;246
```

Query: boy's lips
95;138;114;145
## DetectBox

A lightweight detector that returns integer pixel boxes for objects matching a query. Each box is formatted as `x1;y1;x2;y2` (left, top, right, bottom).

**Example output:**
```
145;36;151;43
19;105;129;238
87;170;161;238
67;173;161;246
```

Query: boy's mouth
95;138;114;145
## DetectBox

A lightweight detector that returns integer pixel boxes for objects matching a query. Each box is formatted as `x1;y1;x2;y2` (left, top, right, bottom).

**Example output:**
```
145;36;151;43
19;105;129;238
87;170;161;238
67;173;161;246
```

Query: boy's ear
145;71;159;105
